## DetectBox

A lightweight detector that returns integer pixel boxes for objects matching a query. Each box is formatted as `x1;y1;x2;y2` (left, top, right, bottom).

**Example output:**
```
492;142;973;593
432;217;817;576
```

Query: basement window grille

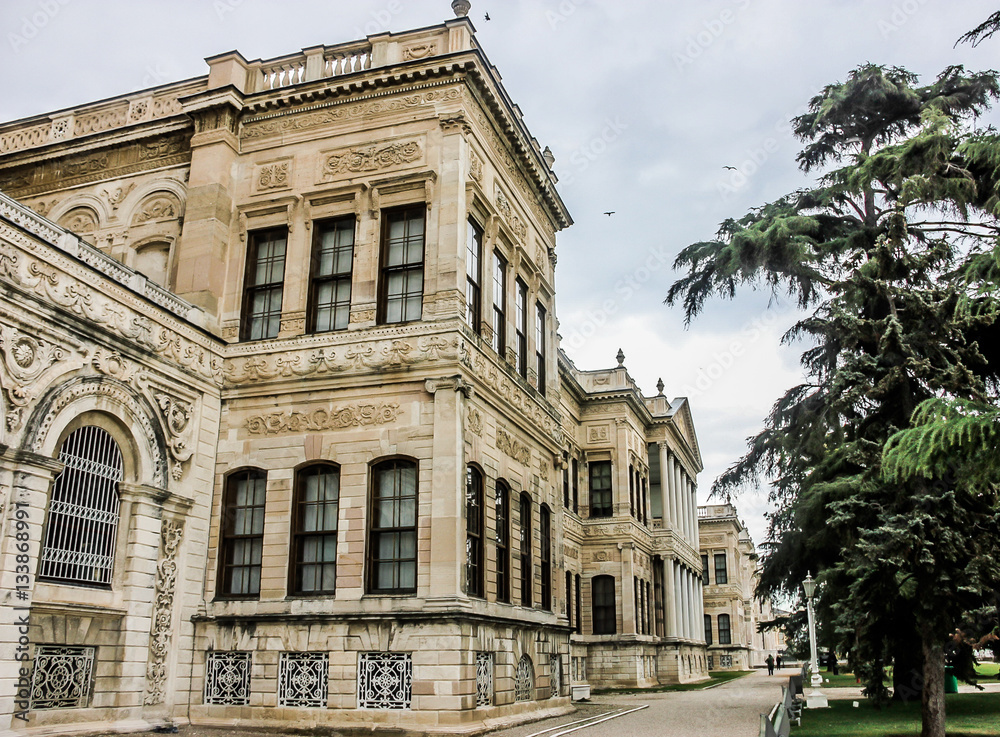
476;652;493;706
30;645;95;709
358;652;411;709
278;652;328;708
204;651;251;705
515;655;534;702
549;654;561;698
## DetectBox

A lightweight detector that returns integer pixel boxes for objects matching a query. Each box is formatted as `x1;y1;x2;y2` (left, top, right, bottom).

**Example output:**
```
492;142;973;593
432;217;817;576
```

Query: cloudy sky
3;0;998;545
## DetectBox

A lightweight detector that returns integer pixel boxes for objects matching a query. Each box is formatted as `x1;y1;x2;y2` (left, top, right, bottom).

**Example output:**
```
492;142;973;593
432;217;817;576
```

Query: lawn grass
976;662;999;678
792;692;1000;736
591;669;752;694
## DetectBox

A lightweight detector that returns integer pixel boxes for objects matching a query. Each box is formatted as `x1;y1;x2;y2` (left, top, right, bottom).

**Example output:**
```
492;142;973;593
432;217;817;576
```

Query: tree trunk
920;630;946;737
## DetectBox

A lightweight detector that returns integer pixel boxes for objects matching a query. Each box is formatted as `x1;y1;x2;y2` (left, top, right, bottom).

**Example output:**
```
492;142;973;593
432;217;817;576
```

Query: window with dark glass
492;251;507;356
714;553;728;585
535;302;546;394
218;469;267;597
241;228;287;341
290;464;340;595
589;460;613;518
718;613;732;644
466;219;483;333
705;614;713;645
515;278;528;378
566;571;573;628
519;492;532;606
368;459;418;594
539;505;551;611
563;463;569;509
378;206;425;324
572;458;579;514
592;575;616;635
701;554;710;584
641;476;648;524
496;480;510;603
308;216;355;332
466;466;485;598
653;558;665;637
575;574;582;635
629;465;635;517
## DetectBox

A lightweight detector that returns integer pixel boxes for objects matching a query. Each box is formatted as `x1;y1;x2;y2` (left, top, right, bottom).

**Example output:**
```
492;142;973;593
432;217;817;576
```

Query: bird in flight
604;211;615;216
485;12;491;20
723;165;737;171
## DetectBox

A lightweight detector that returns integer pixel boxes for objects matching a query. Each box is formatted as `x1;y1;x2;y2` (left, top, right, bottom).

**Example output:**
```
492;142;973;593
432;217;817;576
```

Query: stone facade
0;8;706;735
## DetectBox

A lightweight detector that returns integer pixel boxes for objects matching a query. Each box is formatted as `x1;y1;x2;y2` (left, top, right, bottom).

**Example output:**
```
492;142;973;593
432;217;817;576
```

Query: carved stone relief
403;42;437;60
246;402;401;435
132;194;180;225
496;426;531;465
320;140;422;181
588;425;609;443
101;183;135;214
144;519;184;705
467;407;483;437
257;161;292;191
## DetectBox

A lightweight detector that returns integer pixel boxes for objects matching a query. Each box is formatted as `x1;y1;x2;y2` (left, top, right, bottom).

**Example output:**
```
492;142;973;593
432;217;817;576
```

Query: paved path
491;669;786;737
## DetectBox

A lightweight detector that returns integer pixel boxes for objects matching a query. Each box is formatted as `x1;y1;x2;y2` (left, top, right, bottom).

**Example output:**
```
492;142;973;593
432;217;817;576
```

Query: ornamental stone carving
154;392;195;480
467;407;483;436
132;194;179;224
496;426;531;466
246;402;401;435
588;425;609;443
403;42;437;60
321;141;422;180
0;323;80;428
100;183;135;213
145;519;184;705
257;161;291;191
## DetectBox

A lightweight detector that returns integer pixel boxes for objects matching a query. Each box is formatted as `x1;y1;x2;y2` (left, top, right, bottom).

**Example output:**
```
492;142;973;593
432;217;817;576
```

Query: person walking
776;654;783;670
766;654;775;676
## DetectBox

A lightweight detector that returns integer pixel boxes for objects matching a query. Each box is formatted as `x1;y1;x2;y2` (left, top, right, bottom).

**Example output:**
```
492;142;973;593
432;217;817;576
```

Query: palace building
0;4;707;734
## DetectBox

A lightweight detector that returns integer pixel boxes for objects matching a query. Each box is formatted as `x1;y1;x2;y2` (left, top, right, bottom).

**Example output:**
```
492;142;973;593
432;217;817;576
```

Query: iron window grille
309;217;355;332
592;575;617;635
39;426;122;587
204;651;251;705
475;652;493;707
720;654;733;668
549;654;561;698
588;461;613;518
495;480;510;603
368;460;418;594
514;655;534;702
241;228;287;341
30;645;95;709
358;652;412;709
519;493;532;607
290;464;340;595
218;469;266;598
278;652;328;708
492;250;507;357
466;466;485;598
378;206;425;324
466;218;483;333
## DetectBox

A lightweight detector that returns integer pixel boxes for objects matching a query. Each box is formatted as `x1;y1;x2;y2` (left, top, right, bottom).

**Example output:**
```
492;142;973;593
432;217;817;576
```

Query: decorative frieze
257;161;292;191
145;519;184;705
495;186;528;242
320;140;422;181
496;426;530;465
246;402;401;435
588;425;610;443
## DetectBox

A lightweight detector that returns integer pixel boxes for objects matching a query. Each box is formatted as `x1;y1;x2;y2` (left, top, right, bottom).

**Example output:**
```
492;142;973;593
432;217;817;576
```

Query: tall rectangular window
705;615;713;645
589;461;613;518
566;571;573;628
572;458;579;514
653;558;665;637
379;206;425;324
309;216;354;332
701;554;710;585
492;251;507;356
575;574;582;635
368;460;418;594
466;219;483;333
515;278;528;378
290;465;340;595
718;613;732;645
540;505;551;611
629;465;635;518
241;228;287;341
592;575;616;635
219;469;266;597
714;553;728;585
496;481;510;603
535;302;546;394
563;462;570;509
519;493;532;607
466;466;485;598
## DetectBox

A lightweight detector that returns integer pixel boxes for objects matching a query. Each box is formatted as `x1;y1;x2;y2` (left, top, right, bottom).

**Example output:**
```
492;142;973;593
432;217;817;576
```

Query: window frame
539;504;551;611
714;553;728;585
535;301;546;393
241;227;288;341
465;218;483;333
492;250;507;357
217;468;267;599
701;554;710;585
718;613;732;645
289;463;341;596
704;614;713;645
495;480;511;603
466;465;485;598
592;574;617;635
366;458;419;595
307;215;356;333
515;278;528;378
377;205;426;325
519;492;532;607
588;460;613;518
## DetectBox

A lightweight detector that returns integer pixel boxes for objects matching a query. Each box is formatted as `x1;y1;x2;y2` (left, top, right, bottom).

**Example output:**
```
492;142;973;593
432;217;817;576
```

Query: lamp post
802;572;828;708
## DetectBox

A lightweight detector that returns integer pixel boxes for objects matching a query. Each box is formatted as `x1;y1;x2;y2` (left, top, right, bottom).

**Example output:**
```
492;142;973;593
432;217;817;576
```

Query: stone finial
656;378;665;395
543;146;555;168
452;0;472;17
616;348;625;367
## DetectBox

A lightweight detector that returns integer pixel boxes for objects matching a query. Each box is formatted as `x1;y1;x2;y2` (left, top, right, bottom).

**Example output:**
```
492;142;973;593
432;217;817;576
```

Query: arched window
290;464;340;595
466;466;485;598
592;575;616;635
515;655;534;702
218;468;267;597
40;426;123;587
495;480;510;603
718;613;732;645
368;459;418;594
539;505;551;610
519;493;532;607
704;614;713;645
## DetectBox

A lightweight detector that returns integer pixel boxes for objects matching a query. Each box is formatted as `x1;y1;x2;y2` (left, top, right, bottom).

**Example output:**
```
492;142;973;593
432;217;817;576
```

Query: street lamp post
802;572;828;708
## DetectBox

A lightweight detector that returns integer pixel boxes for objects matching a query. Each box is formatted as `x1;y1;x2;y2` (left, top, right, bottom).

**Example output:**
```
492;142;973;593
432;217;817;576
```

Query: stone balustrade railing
252;41;373;93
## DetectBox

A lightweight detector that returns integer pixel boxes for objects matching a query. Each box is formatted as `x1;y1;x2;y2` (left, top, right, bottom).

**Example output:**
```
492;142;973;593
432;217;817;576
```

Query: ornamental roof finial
452;0;471;17
616;348;625;367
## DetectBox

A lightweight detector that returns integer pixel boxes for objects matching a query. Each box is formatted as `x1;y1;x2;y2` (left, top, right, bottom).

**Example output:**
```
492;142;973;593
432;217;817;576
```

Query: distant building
0;4;706;735
698;503;780;670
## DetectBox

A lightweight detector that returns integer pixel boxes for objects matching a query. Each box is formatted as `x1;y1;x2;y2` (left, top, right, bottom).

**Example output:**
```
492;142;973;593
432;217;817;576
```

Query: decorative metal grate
358;652;411;709
720;654;733;668
514;655;534;702
30;645;95;709
279;652;328;708
549;654;561;698
205;651;251;705
707;655;714;670
40;426;122;586
475;652;493;707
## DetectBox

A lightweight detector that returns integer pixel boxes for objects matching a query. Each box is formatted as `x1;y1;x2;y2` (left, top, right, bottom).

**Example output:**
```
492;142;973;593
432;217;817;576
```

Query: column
621;543;637;635
665;558;678;638
696;574;706;643
687;476;696;542
673;456;683;538
682;569;692;639
662;445;675;528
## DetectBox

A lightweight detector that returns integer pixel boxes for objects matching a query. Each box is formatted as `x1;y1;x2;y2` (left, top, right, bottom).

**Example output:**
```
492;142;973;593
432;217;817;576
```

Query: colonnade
663;556;705;641
657;442;699;544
